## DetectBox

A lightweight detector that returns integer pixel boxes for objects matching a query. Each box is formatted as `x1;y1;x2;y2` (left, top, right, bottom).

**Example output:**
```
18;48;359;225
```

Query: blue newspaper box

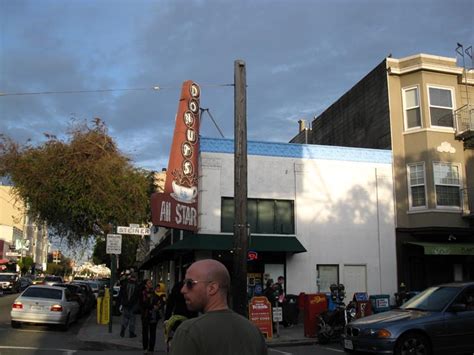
369;294;391;313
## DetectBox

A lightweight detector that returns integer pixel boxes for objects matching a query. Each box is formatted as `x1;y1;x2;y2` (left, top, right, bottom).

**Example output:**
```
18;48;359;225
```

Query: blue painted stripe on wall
200;137;392;164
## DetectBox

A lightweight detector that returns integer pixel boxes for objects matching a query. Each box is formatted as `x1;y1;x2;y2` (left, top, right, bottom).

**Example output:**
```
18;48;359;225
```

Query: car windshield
22;287;62;300
0;274;15;281
401;286;460;312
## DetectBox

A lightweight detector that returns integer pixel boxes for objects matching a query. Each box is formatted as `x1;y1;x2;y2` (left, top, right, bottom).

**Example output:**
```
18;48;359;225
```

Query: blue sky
1;0;473;171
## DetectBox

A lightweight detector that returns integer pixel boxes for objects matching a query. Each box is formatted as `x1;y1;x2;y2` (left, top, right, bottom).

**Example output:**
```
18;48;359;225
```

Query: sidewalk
77;313;317;351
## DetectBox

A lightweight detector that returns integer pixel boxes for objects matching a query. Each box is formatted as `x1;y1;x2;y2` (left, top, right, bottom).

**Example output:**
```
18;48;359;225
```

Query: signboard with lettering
272;306;283;322
151;81;200;232
248;296;273;339
117;226;150;236
106;234;122;254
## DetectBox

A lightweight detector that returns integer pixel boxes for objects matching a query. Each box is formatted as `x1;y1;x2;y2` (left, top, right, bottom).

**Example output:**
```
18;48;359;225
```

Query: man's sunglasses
183;279;212;289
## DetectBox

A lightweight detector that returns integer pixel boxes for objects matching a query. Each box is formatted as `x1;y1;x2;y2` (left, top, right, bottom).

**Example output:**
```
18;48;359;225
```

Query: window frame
407;162;428;210
433;161;462;209
427;85;455;129
220;197;295;235
402;85;422;130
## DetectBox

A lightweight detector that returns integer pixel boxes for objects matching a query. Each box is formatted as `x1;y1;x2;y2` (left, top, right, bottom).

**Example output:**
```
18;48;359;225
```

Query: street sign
5;252;20;257
272;307;283;322
106;234;122;254
116;226;151;236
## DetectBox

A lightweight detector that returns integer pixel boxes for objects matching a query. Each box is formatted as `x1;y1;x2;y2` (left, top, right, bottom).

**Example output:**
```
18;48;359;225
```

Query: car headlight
363;328;392;338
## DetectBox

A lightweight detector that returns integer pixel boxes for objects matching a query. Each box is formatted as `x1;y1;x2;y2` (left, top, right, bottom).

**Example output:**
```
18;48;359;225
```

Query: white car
10;285;80;330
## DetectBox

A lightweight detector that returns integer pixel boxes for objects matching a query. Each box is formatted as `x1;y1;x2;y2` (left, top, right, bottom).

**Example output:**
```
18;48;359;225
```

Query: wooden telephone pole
232;60;248;316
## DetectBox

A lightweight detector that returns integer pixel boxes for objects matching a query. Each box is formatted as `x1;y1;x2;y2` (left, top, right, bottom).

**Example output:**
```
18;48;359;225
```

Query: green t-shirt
170;309;268;355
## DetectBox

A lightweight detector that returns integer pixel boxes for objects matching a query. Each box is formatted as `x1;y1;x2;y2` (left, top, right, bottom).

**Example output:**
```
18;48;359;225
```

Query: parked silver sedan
10;285;80;330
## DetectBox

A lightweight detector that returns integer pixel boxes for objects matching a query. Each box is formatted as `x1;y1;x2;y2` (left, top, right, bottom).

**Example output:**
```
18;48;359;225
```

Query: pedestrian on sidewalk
169;259;267;355
164;280;198;353
140;279;161;354
119;272;140;338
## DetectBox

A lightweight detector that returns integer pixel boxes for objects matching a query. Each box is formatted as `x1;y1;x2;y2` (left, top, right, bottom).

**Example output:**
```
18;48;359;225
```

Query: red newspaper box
304;293;327;338
352;292;373;319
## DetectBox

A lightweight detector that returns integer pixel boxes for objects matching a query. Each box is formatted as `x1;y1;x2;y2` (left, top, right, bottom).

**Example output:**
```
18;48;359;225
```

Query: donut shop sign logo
151;81;201;232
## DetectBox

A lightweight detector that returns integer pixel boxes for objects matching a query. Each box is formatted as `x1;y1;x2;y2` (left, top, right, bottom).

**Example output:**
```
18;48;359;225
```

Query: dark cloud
1;0;472;170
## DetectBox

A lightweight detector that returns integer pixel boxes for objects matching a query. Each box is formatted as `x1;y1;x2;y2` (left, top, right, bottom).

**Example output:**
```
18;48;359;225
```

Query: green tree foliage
0;119;151;265
18;256;34;274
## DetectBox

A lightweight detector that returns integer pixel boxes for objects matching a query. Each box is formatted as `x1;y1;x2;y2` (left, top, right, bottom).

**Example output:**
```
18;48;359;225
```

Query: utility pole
232;59;248;316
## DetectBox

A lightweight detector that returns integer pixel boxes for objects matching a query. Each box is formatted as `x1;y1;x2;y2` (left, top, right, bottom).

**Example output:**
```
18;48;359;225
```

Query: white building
145;137;398;302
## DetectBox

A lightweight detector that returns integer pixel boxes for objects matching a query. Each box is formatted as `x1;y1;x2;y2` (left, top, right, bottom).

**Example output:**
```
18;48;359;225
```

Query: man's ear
207;281;219;296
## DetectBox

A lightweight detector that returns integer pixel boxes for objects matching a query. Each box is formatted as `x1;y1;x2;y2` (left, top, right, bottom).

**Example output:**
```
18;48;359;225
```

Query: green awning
407;242;474;255
164;234;306;253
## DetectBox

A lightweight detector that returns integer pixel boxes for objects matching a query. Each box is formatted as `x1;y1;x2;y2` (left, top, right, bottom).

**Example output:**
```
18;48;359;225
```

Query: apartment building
0;185;49;272
290;53;474;291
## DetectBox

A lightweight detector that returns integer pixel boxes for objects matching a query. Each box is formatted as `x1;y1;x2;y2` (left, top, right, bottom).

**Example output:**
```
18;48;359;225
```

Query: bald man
169;259;268;355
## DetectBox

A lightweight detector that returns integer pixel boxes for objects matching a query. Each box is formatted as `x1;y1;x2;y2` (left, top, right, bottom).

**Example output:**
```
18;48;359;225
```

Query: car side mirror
449;303;467;312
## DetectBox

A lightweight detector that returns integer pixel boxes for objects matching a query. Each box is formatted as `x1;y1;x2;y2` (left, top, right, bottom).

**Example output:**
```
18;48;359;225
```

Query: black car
0;273;21;293
343;281;474;354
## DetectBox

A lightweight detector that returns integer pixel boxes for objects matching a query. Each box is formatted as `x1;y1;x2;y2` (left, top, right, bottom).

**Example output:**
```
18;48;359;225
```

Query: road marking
320;346;344;353
269;349;293;355
0;346;76;354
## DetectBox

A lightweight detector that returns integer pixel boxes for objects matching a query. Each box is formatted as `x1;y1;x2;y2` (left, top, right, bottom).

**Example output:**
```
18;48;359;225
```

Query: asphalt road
0;292;346;355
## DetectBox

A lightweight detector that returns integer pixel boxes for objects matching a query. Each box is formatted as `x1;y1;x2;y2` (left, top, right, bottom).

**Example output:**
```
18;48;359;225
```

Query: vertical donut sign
151;80;200;232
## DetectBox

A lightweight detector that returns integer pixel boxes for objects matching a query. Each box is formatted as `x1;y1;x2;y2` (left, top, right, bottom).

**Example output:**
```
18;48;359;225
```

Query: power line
200;108;225;138
0;83;234;97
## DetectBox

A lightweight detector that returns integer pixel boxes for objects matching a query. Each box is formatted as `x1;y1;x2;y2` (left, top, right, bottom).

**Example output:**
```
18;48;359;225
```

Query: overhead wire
200;108;225;138
0;83;234;97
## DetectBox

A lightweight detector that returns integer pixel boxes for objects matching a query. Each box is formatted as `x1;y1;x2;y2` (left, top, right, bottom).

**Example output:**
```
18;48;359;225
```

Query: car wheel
11;320;21;328
395;332;431;355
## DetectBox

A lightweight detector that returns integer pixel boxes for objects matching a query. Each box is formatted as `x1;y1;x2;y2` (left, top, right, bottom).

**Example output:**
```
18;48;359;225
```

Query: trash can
284;294;299;325
369;294;391;313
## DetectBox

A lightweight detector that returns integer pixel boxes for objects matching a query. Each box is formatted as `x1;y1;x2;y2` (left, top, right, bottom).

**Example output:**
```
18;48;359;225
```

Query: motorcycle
317;283;356;344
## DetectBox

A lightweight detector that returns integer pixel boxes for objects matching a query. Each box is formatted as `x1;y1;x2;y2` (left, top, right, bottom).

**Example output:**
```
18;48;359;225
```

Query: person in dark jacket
119;272;140;338
165;280;198;321
140;279;161;353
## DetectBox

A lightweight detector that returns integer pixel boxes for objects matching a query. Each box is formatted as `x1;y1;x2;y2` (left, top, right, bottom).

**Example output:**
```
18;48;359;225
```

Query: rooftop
201;137;392;164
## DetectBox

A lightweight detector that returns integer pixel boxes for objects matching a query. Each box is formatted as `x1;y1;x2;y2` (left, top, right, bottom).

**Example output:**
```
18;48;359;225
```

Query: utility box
369;294;391;313
303;293;327;338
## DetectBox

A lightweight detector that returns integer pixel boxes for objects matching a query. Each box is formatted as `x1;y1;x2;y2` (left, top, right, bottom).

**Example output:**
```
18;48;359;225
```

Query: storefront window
221;197;295;234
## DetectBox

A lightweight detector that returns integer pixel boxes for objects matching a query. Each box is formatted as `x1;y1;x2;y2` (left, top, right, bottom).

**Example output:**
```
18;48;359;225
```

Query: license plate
30;306;43;310
344;339;353;350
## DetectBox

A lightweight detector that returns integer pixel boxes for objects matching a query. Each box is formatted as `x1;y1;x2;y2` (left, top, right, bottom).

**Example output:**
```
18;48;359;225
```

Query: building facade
145;137;398;302
0;185;49;272
291;53;474;291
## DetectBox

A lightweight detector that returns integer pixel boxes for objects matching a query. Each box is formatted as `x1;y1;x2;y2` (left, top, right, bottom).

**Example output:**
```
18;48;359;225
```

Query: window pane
221;198;234;232
405;88;418;108
409;164;424;185
248;200;257;234
257;200;275;234
411;186;426;207
434;163;460;185
406;108;421;128
436;186;460;206
429;88;452;108
317;265;339;292
430;107;453;127
275;200;294;234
